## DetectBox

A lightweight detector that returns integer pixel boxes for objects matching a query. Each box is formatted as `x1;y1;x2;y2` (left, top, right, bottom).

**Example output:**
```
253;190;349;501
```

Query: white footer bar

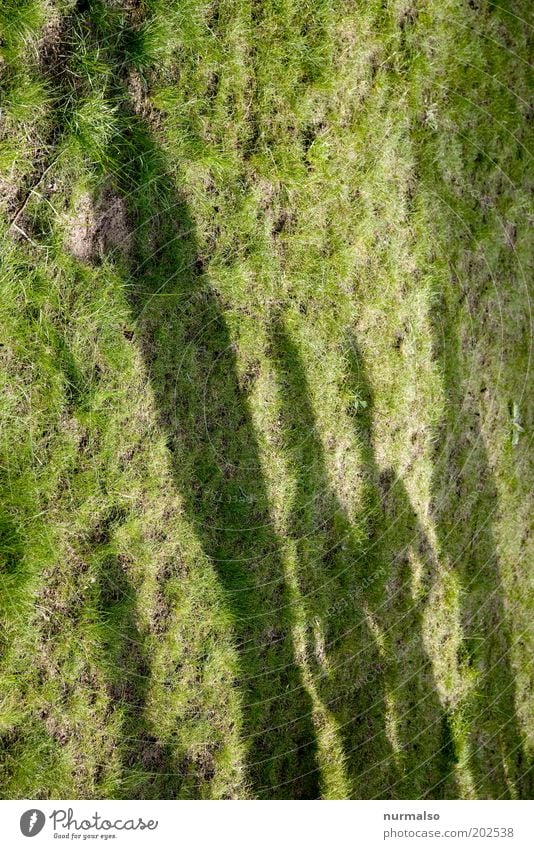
2;799;533;848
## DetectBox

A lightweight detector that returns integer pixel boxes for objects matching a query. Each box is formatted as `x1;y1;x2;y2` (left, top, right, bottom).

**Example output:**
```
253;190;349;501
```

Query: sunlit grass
0;0;532;799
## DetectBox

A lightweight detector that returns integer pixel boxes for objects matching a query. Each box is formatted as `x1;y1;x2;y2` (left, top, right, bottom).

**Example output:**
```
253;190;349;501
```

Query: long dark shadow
430;294;533;798
344;338;459;799
269;319;396;797
30;0;322;799
270;319;458;797
113;125;319;798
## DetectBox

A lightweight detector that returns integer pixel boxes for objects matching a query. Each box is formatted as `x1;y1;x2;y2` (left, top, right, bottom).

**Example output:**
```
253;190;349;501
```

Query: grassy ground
0;0;532;799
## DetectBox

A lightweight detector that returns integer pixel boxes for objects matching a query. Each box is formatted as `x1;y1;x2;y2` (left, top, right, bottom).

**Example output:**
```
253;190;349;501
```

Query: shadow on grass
269;321;458;798
84;508;178;799
344;338;460;799
111;125;319;799
430;294;533;799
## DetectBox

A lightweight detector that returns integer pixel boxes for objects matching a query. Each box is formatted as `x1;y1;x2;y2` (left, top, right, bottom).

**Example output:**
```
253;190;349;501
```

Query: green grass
0;0;532;799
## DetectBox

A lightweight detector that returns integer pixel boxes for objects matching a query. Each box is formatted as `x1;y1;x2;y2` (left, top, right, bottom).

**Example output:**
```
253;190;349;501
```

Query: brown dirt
67;186;132;261
67;192;96;260
126;69;158;123
0;178;19;214
37;13;64;79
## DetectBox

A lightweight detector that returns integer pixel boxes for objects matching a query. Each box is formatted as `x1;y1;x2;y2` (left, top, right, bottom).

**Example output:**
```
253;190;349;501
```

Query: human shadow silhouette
344;338;459;799
27;0;321;800
269;318;395;798
112;123;319;798
367;467;459;799
270;319;458;797
430;292;533;799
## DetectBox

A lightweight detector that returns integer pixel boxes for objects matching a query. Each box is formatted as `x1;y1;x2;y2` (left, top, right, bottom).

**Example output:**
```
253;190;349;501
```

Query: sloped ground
0;0;532;799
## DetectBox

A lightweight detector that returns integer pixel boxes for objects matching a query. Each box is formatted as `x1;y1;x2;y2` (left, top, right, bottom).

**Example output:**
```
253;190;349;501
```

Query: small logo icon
20;810;46;837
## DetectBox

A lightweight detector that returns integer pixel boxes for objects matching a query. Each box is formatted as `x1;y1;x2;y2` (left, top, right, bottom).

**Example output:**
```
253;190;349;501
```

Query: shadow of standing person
55;0;320;799
429;292;533;798
269;318;396;798
119;125;319;798
344;338;459;799
270;318;459;797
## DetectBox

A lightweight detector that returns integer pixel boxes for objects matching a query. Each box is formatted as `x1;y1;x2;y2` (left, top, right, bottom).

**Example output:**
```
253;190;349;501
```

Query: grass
0;0;532;799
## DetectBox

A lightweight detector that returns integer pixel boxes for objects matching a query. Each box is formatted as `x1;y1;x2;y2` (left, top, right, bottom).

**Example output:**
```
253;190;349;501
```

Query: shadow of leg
343;337;459;798
269;317;397;798
372;468;459;799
